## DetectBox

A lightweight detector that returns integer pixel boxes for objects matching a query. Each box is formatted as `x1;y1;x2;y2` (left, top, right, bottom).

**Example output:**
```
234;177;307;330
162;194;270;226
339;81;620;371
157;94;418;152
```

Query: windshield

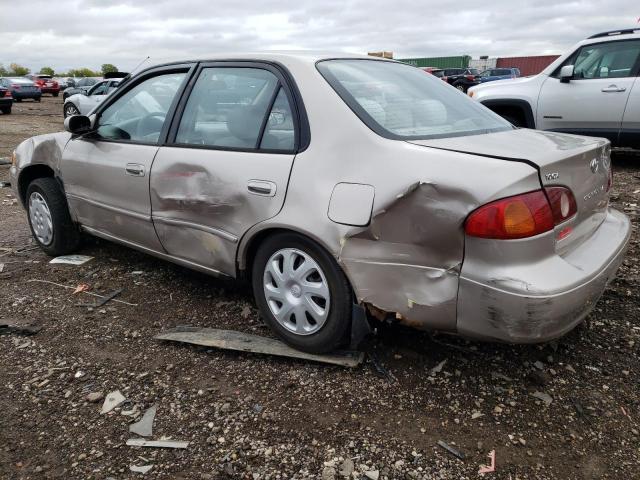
317;59;511;140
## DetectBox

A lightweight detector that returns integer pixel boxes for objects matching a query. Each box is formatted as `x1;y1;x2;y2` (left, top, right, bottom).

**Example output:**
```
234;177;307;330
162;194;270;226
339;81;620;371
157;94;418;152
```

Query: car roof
133;51;393;73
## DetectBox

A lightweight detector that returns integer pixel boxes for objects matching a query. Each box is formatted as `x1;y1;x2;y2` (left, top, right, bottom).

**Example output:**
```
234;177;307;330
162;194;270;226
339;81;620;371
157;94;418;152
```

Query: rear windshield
431;70;444;77
493;69;513;75
317;59;511;140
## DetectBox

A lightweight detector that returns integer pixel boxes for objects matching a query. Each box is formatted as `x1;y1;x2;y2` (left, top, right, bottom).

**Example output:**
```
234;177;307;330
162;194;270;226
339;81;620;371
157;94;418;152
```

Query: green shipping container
397;55;471;69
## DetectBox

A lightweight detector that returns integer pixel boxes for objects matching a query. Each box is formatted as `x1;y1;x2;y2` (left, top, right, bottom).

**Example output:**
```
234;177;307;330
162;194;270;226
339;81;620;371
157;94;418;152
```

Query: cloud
0;0;638;72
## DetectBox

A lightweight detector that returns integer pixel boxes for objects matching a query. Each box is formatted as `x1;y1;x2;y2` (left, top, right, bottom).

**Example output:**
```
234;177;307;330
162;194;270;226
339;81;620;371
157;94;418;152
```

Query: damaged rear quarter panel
240;61;541;332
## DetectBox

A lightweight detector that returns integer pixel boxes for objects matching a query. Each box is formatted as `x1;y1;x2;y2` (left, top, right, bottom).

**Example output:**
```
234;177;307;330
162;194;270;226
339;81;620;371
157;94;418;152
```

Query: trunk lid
408;129;611;252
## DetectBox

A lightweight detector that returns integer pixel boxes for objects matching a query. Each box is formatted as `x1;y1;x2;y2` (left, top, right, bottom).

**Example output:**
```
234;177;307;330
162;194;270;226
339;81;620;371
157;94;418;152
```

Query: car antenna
131;56;151;75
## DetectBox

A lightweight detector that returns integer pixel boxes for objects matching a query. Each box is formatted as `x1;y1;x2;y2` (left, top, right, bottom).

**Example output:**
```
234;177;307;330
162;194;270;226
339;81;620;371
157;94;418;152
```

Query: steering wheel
135;112;166;139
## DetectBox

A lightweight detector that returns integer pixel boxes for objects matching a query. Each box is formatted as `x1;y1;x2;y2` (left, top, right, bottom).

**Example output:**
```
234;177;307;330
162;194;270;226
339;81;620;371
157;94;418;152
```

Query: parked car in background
469;28;640;149
9;53;630;353
0;77;41;102
56;77;76;89
438;68;481;92
0;82;13;114
62;77;100;100
477;68;521;83
26;74;60;96
63;79;121;117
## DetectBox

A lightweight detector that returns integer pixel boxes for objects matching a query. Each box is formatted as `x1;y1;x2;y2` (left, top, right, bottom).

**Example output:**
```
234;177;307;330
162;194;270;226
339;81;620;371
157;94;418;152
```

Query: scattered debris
478;450;496;475
155;327;364;367
0;323;42;336
369;352;397;383
86;392;104;403
0;263;4;273
339;458;354;477
72;284;91;295
531;391;553;406
27;279;138;306
363;470;380;480
533;360;545;370
240;305;252;319
50;255;94;265
101;390;126;414
92;288;123;308
129;405;157;438
471;411;484;419
0;181;11;188
437;440;466;460
130;465;153;474
430;359;448;375
126;439;189;449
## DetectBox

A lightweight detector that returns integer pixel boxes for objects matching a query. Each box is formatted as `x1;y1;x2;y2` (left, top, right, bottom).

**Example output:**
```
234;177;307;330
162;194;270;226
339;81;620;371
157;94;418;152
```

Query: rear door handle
601;85;626;93
125;163;145;176
247;180;276;197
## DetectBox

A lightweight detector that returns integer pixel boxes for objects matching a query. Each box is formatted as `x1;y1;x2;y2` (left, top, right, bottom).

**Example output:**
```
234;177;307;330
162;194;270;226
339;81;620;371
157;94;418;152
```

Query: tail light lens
465;74;474;81
466;187;577;240
465;190;554;239
3;90;11;97
544;186;577;225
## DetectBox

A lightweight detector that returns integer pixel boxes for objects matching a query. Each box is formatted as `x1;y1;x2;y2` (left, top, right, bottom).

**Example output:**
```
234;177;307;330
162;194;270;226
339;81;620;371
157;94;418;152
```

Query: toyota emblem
590;158;599;174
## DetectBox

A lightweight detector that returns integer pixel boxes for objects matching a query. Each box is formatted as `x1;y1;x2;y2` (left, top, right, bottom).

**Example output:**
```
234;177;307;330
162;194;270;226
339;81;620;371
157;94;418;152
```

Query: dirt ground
0;96;639;480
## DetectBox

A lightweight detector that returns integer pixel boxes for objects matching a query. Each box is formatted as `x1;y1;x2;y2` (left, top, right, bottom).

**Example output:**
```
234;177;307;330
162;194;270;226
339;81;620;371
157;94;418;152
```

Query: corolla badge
589;158;599;174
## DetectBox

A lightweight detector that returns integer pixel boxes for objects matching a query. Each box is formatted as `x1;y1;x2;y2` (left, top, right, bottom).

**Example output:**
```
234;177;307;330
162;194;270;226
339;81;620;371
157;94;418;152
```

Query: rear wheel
454;83;466;92
252;233;352;353
52;92;59;97
26;178;81;256
35;97;41;103
0;107;10;115
15;98;22;103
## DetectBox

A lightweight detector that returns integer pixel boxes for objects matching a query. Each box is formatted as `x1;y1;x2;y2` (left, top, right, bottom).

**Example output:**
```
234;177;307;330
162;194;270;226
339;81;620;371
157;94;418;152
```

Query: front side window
175;67;291;150
89;81;108;96
318;59;511;140
96;72;186;143
569;40;640;79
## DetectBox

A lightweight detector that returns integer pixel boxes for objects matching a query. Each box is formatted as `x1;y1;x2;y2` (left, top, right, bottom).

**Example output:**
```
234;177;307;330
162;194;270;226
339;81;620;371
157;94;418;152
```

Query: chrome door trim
81;225;230;278
152;215;239;243
66;193;151;221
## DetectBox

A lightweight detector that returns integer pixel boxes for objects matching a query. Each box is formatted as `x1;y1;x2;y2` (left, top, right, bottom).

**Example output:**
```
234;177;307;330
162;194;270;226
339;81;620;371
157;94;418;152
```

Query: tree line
0;63;119;78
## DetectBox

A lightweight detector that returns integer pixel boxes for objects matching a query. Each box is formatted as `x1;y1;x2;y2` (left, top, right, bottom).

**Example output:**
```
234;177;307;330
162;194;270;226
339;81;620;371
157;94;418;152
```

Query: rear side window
494;69;512;75
318;59;511;140
175;67;295;151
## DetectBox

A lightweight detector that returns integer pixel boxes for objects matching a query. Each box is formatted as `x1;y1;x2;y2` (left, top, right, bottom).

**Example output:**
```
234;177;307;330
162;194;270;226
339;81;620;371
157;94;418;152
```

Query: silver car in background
63;79;121;117
9;53;630;353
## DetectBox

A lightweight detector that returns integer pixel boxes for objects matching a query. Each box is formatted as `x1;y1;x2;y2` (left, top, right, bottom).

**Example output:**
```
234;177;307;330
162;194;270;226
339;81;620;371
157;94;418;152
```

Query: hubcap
65;105;78;116
263;248;330;335
29;192;53;245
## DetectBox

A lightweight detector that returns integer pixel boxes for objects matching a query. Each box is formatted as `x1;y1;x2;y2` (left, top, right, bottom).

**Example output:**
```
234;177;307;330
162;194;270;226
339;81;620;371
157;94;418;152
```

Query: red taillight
466;187;579;240
442;76;448;82
465;190;554;239
3;90;11;97
544;186;577;225
465;74;474;81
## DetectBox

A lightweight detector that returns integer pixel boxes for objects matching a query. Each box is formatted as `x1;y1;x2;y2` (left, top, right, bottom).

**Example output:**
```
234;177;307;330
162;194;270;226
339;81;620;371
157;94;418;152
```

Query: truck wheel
0;107;10;115
26;178;81;256
53;92;59;97
252;233;352;353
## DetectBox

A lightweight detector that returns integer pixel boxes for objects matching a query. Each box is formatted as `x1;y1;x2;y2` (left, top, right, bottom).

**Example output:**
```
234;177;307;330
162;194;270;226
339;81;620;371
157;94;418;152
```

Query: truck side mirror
560;65;574;83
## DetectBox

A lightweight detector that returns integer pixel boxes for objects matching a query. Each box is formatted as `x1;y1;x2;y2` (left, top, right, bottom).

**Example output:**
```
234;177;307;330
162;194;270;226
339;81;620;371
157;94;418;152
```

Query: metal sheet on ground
155;327;364;367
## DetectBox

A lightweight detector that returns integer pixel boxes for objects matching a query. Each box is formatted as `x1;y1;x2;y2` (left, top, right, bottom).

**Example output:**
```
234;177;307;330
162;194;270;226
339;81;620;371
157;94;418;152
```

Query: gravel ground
0;96;639;480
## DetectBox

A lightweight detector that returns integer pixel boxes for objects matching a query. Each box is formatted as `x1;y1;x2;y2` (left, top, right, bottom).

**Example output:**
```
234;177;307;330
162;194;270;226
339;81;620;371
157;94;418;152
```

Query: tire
252;233;352;353
35;97;41;103
26;178;80;256
0;107;10;115
64;103;80;118
53;92;59;97
15;98;22;103
454;83;466;92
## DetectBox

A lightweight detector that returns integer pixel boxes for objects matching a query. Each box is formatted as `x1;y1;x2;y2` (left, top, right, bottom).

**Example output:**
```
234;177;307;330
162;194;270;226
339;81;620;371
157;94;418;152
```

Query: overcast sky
0;0;638;73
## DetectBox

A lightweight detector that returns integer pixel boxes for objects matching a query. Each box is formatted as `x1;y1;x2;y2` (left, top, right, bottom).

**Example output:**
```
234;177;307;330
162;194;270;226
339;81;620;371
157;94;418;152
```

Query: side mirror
560;65;574;83
64;115;92;135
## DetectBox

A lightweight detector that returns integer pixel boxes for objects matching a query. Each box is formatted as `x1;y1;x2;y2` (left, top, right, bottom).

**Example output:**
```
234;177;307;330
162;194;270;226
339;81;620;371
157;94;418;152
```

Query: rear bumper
456;208;630;343
0;98;12;107
12;91;41;99
40;87;60;94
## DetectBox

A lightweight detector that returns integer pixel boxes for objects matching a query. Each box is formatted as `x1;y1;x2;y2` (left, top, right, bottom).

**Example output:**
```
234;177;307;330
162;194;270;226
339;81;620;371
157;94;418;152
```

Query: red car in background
26;74;60;96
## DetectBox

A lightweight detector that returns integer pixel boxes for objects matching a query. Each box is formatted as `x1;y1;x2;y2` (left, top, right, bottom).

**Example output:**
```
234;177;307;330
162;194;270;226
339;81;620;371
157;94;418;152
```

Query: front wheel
252;233;352;353
26;178;81;256
64;103;80;118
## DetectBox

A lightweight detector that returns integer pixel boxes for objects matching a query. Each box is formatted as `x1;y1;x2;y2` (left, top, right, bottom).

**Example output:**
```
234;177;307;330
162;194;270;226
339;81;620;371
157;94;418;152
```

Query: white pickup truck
468;29;640;149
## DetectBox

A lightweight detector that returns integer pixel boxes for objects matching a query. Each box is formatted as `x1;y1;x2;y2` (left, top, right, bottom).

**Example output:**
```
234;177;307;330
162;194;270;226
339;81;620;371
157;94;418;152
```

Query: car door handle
247;180;276;197
125;163;145;176
601;85;626;93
